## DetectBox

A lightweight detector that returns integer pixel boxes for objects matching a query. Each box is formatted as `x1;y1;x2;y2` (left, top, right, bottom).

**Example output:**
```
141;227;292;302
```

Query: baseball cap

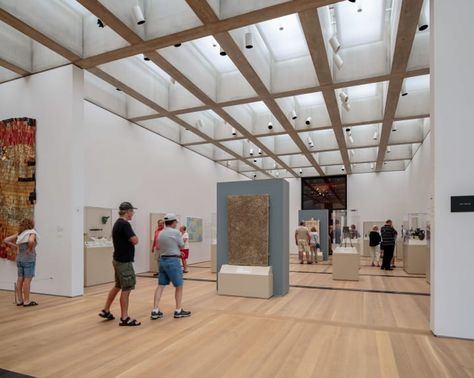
164;213;178;222
119;202;137;211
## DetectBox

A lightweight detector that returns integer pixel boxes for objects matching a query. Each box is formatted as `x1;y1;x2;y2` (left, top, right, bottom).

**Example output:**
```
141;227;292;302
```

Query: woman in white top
309;226;319;264
180;225;190;273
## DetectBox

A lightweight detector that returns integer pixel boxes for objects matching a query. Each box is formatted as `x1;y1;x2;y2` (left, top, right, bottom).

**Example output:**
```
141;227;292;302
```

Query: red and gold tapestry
0;118;36;260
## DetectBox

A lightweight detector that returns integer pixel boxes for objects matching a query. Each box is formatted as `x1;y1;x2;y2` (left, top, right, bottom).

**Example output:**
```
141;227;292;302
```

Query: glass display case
332;210;361;250
405;213;429;244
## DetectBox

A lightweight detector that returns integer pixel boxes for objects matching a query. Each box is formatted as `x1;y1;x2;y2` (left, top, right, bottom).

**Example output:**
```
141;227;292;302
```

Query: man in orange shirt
151;219;165;276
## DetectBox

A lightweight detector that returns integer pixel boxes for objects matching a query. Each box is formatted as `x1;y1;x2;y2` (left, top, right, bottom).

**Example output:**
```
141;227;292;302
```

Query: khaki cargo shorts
113;260;136;291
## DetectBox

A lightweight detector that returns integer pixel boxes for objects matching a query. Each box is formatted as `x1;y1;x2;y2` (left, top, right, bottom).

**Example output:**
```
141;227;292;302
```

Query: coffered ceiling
0;0;430;179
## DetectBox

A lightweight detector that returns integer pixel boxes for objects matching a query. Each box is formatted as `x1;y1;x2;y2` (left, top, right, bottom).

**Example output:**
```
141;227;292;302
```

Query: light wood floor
1;259;473;378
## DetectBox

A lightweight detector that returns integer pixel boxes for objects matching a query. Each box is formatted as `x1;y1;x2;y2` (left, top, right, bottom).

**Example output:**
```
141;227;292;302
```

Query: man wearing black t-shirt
98;202;141;326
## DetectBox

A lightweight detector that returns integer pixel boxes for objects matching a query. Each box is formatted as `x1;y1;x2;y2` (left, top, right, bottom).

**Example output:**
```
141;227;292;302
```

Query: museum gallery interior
0;0;473;377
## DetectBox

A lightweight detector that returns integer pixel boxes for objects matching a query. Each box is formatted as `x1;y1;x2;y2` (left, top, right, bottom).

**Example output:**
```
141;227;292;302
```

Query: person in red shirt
151;219;165;276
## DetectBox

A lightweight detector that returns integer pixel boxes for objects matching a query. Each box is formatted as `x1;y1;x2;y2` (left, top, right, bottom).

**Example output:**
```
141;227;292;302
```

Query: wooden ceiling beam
298;9;351;173
0;58;30;76
376;0;424;170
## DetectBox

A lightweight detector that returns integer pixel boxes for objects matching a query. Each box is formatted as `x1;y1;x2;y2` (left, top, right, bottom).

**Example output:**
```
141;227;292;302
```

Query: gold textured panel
227;194;269;266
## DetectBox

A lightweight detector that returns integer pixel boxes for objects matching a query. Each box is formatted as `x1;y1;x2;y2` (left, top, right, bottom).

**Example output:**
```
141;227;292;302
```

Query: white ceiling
0;0;430;178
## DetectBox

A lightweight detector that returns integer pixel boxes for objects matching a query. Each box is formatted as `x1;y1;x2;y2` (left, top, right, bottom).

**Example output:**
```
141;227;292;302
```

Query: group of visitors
98;202;191;327
295;221;320;264
368;219;398;270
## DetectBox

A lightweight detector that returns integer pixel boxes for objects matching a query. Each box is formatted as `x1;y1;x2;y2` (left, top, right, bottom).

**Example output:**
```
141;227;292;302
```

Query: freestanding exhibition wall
216;179;289;296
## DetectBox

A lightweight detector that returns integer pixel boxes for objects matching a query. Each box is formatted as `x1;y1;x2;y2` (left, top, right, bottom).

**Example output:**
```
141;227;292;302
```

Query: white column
431;0;474;338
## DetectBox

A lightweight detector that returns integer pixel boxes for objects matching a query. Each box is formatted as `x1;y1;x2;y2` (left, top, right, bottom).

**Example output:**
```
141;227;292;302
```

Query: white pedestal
333;247;360;281
84;246;114;287
211;244;217;273
403;240;429;275
218;265;273;299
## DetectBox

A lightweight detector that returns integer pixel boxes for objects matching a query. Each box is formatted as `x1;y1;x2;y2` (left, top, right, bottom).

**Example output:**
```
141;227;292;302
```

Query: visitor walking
151;219;165;276
295;221;312;264
380;220;398;271
309;226;319;263
3;219;39;307
180;225;189;273
151;213;191;320
369;225;381;267
99;202;141;326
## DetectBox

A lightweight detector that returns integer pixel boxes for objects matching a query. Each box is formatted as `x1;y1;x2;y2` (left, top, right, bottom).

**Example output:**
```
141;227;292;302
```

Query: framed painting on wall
186;217;203;242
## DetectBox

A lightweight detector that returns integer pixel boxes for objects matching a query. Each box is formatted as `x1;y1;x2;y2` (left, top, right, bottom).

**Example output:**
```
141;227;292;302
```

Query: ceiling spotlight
245;32;253;49
253;158;257;163
305;116;312;126
97;19;105;28
253;174;257;179
279;24;284;31
220;47;227;56
345;128;352;135
196;119;204;128
291;109;298;120
143;54;150;61
299;169;303;175
267;121;273;130
357;0;363;12
342;102;351;112
350;149;355;156
275;171;280;177
349;135;354;144
334;53;344;70
132;5;145;25
384;161;388;165
401;81;408;96
309;141;314;149
418;0;429;31
116;87;121;91
387;146;391;153
249;148;254;156
174;43;182;47
339;91;349;103
373;131;378;140
329;35;341;53
341;165;345;171
392;124;398;132
307;137;313;146
258;149;262;155
348;0;356;2
231;128;237;136
370;163;374;170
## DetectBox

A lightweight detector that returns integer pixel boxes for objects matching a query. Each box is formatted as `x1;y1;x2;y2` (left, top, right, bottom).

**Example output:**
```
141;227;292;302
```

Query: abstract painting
186;217;203;242
227;194;269;266
0;118;36;260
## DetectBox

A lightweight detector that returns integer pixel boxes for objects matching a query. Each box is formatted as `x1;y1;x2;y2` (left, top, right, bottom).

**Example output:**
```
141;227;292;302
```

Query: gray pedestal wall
217;179;289;296
298;210;329;254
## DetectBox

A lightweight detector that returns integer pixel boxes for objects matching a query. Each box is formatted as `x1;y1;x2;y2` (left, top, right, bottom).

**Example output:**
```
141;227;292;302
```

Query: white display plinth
84;246;114;287
403;240;428;274
211;244;217;273
333;247;359;281
218;264;273;299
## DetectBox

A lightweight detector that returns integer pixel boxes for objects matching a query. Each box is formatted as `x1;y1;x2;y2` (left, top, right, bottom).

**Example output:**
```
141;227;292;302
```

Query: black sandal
119;317;141;326
23;301;38;307
98;309;115;320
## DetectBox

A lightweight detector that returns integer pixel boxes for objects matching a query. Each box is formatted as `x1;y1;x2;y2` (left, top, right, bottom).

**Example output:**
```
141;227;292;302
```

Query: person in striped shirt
380;219;398;271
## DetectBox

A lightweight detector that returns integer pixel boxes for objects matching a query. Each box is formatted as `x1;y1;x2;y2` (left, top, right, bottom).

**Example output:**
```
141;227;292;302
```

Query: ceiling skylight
191;36;238;73
335;0;385;47
257;14;309;61
295;92;325;108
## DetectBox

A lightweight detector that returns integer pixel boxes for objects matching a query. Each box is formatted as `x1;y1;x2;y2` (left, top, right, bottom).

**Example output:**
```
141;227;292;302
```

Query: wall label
451;196;474;212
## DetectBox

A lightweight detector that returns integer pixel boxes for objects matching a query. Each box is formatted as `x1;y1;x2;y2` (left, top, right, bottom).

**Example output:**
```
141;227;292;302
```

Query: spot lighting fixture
392;124;398;132
349;135;355;144
345;127;352;135
329;35;341;53
387;146;391;153
253;174;257;179
350;149;355;156
196;119;204;129
231;128;237;136
253;158;257;163
132;4;146;25
97;19;105;28
384;161;388;165
307;137;313;146
373;131;378;140
334;53;344;70
401;81;408;96
357;0;363;13
348;0;356;2
258;148;262;155
219;47;227;56
339;91;349;103
143;54;150;61
299;169;303;175
418;1;429;31
116;87;121;91
249;148;254;156
244;32;253;49
275;171;280;177
341;165;345;171
174;43;182;47
291;109;298;120
267;121;273;130
370;163;375;170
342;101;351;112
305;116;312;126
279;24;284;31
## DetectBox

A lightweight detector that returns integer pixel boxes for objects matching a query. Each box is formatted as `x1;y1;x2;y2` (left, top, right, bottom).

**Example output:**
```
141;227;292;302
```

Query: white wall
431;0;474;339
0;65;84;297
84;102;243;273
